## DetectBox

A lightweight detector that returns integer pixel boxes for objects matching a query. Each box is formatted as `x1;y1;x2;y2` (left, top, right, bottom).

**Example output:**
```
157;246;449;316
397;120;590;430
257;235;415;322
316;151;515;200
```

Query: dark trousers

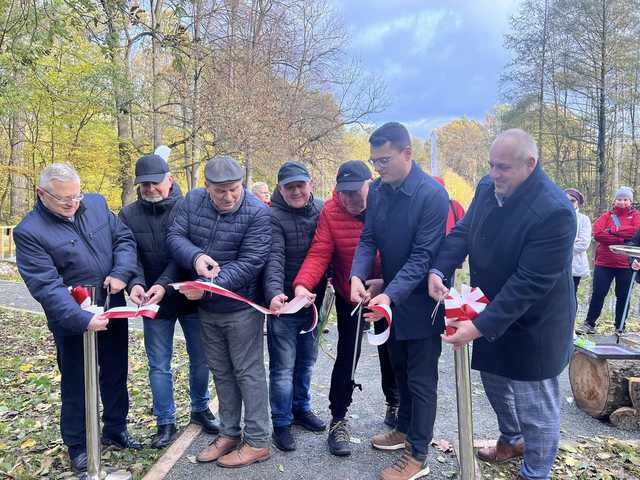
328;293;399;420
53;319;129;456
388;334;442;460
573;277;581;312
585;266;633;330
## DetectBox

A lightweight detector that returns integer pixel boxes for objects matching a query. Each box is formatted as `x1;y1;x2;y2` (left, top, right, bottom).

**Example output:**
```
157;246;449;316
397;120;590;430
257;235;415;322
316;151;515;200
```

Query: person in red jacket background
577;186;640;334
293;160;399;457
433;176;465;234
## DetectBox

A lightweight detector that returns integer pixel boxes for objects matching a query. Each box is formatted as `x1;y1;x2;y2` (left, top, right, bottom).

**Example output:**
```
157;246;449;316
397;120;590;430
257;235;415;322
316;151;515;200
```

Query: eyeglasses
39;187;84;205
368;156;393;167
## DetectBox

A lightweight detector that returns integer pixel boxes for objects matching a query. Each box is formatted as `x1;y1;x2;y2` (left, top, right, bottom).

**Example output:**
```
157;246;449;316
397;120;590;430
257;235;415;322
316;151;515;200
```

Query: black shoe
190;408;220;434
293;410;326;432
151;424;178;449
272;425;296;451
69;451;87;473
102;430;143;450
384;405;399;428
327;419;351;456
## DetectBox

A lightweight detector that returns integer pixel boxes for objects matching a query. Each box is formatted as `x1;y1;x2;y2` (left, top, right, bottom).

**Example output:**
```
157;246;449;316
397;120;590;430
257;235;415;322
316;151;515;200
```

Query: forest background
1;0;640;222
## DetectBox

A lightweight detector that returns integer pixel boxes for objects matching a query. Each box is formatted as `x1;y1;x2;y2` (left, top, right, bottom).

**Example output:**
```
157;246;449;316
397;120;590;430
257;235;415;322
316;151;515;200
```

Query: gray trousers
200;308;270;448
481;371;561;480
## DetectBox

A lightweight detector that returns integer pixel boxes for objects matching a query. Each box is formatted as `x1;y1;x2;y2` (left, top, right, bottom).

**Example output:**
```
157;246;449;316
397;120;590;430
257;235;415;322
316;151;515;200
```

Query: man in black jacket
119;154;219;449
429;129;576;480
263;161;326;451
14;163;141;474
351;122;449;480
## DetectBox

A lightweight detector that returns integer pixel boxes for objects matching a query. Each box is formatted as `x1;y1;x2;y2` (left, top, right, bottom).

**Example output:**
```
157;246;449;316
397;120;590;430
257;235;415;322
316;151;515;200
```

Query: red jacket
593;206;640;268
293;191;381;302
447;199;465;235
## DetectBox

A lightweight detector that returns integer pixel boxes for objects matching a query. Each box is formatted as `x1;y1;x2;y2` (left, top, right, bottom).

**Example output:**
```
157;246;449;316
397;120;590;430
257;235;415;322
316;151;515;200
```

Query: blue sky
333;0;519;137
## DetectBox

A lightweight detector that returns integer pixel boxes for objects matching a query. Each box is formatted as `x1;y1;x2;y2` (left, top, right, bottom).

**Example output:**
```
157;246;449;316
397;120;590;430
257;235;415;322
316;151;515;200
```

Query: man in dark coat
263;161;326;451
119;153;219;449
167;155;272;468
429;129;576;480
351;122;449;480
13;163;141;474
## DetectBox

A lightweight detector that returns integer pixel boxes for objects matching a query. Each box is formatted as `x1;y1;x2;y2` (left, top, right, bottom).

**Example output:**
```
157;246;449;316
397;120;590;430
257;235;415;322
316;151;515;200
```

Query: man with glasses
350;123;449;480
14;163;141;474
119;154;219;449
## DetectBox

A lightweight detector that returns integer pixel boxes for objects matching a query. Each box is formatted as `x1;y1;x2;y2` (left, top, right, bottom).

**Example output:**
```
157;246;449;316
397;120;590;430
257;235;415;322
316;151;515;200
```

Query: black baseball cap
336;160;372;192
135;154;170;184
277;161;311;186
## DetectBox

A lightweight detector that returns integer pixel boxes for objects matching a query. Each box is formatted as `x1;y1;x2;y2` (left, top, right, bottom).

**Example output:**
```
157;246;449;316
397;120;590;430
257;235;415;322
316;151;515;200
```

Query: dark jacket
263;188;325;305
294;190;382;302
119;183;195;319
433;165;576;381
14;194;137;335
166;187;271;313
351;161;449;340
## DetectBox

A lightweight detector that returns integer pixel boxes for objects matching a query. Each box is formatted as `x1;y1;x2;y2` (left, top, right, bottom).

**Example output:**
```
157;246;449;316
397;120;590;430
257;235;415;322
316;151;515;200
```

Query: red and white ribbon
70;286;160;319
365;304;393;346
444;284;489;336
170;280;318;334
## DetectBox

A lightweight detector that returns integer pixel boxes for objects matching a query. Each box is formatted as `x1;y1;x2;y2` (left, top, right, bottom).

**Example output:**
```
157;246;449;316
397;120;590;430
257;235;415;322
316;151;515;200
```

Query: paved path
0;279;635;479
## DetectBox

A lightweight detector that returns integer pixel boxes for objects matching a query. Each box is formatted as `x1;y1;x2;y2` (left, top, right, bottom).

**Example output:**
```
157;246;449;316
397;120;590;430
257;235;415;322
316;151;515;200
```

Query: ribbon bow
444;285;489;336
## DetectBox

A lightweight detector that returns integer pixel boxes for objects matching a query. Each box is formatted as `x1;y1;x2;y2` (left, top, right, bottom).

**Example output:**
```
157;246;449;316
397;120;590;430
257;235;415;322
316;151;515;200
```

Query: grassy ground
0;308;196;479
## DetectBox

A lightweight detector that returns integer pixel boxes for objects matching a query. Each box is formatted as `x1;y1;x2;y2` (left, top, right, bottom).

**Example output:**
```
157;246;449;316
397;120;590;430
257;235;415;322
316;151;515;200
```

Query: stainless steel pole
83;329;101;480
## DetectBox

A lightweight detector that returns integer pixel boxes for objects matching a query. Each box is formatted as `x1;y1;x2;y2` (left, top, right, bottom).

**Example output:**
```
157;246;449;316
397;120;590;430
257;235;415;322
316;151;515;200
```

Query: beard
141;193;163;203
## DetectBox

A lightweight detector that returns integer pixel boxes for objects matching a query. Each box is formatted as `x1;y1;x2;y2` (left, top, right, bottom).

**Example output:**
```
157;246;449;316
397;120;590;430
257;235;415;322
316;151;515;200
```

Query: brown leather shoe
379;445;430;480
195;435;241;463
476;439;525;463
217;442;271;468
371;429;407;451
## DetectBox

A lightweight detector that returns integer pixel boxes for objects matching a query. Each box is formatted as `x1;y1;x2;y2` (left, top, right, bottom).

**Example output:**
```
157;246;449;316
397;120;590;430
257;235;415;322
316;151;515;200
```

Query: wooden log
610;407;640;431
629;377;640;411
569;351;640;419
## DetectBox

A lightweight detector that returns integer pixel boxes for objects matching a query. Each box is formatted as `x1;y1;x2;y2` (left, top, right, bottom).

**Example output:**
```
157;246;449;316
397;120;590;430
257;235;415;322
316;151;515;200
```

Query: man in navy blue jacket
14;163;141;474
429;129;576;480
167;155;272;468
351;122;449;480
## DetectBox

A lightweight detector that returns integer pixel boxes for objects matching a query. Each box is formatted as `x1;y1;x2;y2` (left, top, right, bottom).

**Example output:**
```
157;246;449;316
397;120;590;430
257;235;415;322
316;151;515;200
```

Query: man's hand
442;320;482;350
365;278;384;298
428;273;449;302
104;276;126;294
87;312;109;332
129;285;147;305
181;288;204;301
294;285;316;307
364;293;391;323
632;259;640;271
195;254;220;279
270;294;288;315
350;276;368;304
146;285;166;305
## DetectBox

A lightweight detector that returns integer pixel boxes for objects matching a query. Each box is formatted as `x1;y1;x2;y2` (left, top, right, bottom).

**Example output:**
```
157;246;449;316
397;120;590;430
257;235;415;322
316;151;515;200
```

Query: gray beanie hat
614;186;633;201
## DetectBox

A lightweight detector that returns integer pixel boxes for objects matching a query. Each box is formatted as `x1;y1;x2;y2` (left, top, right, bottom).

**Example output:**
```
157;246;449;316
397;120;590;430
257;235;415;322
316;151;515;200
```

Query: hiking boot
477;439;525;463
217;442;271;468
371;429;407;451
293;410;327;432
273;425;296;451
379;445;430;480
151;424;177;449
327;418;351;456
384;405;399;428
196;435;241;463
575;322;595;335
190;408;220;434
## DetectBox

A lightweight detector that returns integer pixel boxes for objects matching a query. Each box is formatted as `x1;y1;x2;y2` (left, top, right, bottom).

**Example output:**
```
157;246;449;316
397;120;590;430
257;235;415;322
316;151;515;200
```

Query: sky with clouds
332;0;519;138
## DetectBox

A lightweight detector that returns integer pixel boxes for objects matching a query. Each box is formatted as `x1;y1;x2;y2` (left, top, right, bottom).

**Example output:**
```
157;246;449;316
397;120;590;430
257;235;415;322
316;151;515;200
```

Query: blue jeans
481;371;561;480
143;313;210;425
267;310;319;428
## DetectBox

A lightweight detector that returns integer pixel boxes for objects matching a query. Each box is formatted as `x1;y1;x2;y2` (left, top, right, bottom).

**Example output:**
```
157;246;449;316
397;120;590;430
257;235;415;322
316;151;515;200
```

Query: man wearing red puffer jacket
293;160;399;457
577;186;640;334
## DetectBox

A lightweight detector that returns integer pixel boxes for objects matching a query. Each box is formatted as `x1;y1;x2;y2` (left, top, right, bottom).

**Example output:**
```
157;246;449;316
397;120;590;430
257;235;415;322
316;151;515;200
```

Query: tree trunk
629;377;640;410
569;350;640;419
151;0;163;149
9;112;28;220
596;0;608;214
610;406;640;431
